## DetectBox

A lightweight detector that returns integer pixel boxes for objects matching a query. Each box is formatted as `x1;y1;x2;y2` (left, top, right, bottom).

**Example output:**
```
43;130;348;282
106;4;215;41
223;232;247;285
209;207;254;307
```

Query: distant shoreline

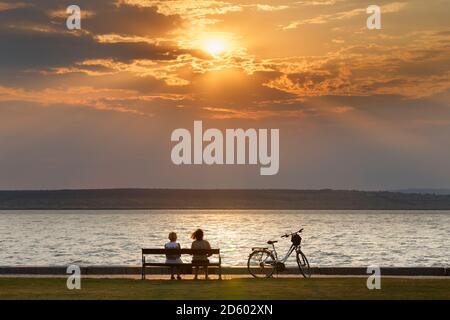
1;189;450;210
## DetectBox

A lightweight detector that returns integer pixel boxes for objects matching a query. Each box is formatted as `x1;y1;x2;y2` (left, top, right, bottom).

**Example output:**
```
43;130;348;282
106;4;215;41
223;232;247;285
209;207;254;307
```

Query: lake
0;210;448;267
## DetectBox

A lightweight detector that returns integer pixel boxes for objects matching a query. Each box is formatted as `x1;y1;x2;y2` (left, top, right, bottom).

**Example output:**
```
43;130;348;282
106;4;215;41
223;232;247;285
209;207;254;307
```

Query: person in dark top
191;229;211;280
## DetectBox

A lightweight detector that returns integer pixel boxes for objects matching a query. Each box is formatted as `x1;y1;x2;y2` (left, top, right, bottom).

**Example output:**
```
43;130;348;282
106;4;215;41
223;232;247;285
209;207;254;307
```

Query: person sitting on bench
165;232;183;280
191;229;212;280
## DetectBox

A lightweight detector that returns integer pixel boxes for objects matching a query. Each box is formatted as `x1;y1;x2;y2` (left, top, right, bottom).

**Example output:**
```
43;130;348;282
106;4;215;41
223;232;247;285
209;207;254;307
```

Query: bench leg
219;266;222;280
142;266;145;280
194;266;199;280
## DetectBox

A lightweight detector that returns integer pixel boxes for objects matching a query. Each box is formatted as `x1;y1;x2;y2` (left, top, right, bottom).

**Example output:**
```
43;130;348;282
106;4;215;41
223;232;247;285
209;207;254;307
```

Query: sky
0;0;449;190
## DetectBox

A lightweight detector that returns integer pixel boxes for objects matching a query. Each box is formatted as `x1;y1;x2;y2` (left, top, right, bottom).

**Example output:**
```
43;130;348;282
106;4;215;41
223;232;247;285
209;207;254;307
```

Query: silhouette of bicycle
248;229;311;278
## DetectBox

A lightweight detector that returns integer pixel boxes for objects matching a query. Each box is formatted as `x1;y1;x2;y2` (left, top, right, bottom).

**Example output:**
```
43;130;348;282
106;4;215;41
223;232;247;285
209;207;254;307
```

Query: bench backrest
142;248;220;255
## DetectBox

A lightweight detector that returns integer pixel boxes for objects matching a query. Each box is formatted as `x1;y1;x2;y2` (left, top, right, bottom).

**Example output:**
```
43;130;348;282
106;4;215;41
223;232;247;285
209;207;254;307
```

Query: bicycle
247;229;311;278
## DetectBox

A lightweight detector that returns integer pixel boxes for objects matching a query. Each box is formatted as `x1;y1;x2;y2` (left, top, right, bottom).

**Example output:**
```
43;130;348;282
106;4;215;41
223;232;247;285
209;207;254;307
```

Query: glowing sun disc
204;39;226;55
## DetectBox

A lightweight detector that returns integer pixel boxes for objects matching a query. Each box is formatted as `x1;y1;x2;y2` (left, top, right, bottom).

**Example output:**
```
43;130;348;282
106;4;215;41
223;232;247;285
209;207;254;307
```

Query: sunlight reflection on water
0;210;448;267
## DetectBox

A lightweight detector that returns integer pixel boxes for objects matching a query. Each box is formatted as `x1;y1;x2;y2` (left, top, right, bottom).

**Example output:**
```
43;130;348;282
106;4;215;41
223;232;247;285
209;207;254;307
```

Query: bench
141;248;222;280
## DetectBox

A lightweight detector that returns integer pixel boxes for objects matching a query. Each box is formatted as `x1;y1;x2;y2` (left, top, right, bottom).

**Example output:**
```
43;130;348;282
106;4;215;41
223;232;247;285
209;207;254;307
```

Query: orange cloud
203;106;307;120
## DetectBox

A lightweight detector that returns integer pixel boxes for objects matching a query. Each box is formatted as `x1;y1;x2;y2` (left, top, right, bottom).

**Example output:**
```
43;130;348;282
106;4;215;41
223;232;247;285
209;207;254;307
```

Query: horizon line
0;188;449;193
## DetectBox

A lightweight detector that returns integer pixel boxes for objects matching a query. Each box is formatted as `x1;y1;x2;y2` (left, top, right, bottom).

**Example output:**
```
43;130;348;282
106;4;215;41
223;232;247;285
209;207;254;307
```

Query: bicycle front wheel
296;250;311;278
247;250;276;278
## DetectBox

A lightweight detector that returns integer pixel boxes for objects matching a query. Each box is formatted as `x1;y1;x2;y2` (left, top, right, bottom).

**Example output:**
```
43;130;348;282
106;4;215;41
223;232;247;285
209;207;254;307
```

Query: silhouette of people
165;232;182;280
191;229;212;280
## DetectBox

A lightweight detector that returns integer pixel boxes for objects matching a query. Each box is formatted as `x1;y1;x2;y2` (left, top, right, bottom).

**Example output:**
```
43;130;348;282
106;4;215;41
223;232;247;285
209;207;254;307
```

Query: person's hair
191;229;204;241
168;232;177;242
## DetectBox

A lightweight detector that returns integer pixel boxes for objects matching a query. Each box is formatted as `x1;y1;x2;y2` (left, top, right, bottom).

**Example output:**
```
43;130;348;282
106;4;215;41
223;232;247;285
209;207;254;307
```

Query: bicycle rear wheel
247;250;276;278
296;250;311;278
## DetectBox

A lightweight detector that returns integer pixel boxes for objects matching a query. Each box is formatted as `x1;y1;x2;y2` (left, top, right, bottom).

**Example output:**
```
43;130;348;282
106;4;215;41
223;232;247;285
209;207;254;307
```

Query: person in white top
165;232;183;280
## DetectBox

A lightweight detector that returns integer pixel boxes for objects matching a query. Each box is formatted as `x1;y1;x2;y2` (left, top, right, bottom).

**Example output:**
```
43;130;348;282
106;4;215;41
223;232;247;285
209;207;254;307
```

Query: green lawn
0;278;448;300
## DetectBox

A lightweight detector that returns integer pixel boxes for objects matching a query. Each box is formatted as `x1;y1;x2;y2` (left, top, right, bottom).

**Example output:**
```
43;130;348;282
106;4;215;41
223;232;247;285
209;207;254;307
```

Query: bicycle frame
268;243;299;264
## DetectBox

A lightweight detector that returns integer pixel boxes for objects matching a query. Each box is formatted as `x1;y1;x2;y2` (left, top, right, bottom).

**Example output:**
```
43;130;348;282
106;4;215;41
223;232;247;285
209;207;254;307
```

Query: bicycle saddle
267;240;278;245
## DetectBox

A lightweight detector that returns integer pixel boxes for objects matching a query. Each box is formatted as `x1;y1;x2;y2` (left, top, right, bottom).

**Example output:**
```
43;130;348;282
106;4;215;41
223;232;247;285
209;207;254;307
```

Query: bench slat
144;263;221;267
142;249;220;255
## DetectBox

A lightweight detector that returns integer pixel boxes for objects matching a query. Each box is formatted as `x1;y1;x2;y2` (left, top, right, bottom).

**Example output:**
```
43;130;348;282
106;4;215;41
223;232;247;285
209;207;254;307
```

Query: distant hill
394;188;450;195
1;189;450;210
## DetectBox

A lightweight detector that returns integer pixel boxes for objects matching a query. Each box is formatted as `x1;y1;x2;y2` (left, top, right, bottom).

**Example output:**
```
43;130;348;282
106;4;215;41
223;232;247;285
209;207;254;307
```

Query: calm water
0;210;448;267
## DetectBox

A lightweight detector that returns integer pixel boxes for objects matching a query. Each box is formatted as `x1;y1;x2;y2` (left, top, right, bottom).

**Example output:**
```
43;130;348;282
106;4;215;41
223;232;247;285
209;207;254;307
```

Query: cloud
0;1;182;35
0;85;152;115
0;81;199;118
83;4;182;37
281;7;364;30
0;29;190;71
255;4;289;11
264;30;450;99
0;5;52;30
295;0;341;5
202;106;306;120
0;2;29;11
282;2;407;30
126;0;243;28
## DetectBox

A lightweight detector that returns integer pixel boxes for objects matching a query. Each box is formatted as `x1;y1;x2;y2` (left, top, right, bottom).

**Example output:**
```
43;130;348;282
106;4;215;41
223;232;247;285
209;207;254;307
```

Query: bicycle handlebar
281;228;303;238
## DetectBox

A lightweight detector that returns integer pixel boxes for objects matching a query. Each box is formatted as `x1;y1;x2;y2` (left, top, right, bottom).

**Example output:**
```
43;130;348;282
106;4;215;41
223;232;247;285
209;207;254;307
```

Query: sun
203;38;227;56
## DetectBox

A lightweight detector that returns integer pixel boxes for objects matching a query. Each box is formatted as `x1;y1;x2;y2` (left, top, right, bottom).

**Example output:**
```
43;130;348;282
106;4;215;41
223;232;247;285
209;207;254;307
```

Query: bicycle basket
291;234;301;246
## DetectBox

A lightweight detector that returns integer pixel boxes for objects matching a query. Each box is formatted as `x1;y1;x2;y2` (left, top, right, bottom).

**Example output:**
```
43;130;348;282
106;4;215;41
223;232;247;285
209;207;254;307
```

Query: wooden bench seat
141;248;222;279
